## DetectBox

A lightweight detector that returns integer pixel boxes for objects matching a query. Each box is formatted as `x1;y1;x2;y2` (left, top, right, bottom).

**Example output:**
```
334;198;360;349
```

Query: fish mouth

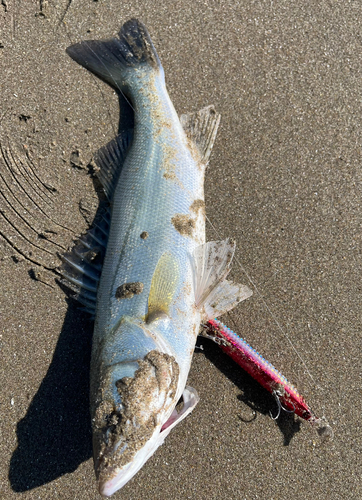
92;350;181;495
97;449;135;497
96;431;161;497
94;386;200;497
92;402;158;491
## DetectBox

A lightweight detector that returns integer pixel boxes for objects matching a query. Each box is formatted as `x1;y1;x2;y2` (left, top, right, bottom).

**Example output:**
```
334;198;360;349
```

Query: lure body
204;319;318;423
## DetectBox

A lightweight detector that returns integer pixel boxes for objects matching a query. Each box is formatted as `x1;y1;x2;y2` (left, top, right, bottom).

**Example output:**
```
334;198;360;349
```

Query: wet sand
1;2;361;499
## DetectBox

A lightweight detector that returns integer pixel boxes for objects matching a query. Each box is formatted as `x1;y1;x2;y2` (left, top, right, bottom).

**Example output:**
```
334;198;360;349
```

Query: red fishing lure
203;319;331;436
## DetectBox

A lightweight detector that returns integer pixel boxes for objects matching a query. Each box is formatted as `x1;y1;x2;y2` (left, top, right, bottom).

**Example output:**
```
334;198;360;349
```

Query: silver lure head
92;350;180;497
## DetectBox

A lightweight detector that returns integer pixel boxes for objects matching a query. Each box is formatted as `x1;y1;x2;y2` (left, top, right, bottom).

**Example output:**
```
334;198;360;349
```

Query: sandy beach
1;1;361;499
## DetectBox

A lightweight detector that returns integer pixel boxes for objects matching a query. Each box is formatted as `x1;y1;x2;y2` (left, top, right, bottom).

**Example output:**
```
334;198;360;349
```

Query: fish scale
97;110;203;344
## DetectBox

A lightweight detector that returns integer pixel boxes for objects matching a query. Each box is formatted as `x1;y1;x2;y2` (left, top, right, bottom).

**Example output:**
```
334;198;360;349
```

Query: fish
63;19;253;497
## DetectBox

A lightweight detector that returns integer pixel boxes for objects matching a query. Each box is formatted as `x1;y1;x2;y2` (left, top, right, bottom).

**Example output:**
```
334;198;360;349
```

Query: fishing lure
202;319;332;436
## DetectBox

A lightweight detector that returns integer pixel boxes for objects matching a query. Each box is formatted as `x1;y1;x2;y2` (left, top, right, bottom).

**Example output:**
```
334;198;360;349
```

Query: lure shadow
197;337;301;446
9;301;94;491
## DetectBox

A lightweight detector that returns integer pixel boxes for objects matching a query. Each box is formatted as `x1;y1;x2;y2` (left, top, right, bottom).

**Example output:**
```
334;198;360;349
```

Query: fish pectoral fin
192;239;252;319
160;386;200;436
95;130;133;201
180;105;221;164
146;252;180;324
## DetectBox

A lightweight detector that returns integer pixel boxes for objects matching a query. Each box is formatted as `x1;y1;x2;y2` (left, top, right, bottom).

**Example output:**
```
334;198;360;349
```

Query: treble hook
269;390;295;420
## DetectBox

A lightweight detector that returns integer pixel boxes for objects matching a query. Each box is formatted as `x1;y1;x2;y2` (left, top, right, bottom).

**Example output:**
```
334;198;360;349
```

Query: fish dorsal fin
180;105;221;164
192;239;252;319
146;252;180;324
59;128;132;312
94;130;133;201
59;207;111;315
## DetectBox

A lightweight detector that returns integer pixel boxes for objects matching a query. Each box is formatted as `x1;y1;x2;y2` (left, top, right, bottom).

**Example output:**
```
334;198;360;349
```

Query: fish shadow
197;337;302;445
9;90;134;492
9;301;94;491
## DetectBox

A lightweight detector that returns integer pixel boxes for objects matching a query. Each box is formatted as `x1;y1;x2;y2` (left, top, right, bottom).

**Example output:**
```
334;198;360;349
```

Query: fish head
93;425;165;497
92;350;199;497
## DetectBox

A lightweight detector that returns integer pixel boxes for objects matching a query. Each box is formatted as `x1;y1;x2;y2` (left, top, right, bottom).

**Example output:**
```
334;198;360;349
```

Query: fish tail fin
66;19;162;91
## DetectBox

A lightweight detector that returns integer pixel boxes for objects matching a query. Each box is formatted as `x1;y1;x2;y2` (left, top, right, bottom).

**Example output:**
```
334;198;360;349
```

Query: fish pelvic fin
203;280;252;319
192;239;253;319
66;19;162;92
180;106;221;164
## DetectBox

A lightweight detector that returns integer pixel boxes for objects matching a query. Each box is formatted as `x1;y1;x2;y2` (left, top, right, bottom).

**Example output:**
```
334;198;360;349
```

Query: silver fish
63;19;252;497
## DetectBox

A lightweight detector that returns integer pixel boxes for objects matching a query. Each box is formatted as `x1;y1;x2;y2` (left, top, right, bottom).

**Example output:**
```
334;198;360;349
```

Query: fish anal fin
146;252;180;324
180;105;221;164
